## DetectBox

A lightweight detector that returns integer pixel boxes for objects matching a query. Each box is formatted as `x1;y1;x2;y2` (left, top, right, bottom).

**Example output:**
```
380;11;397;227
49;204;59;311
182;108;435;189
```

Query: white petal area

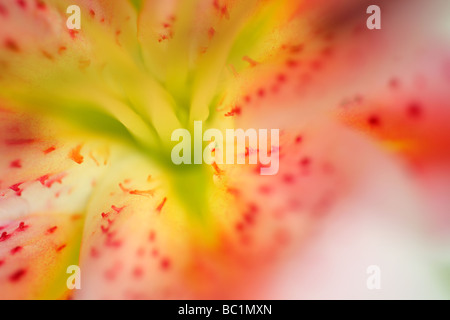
262;146;448;299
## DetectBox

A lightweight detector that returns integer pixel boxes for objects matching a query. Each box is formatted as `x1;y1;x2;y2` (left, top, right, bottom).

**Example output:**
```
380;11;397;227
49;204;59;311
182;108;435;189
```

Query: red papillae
10;159;22;168
0;232;11;242
69;145;84;164
16;0;26;10
111;205;124;213
56;244;66;252
46;226;58;234
10;246;23;255
4;38;21;53
16;222;28;232
9;269;27;283
160;258;171;271
156;197;167;213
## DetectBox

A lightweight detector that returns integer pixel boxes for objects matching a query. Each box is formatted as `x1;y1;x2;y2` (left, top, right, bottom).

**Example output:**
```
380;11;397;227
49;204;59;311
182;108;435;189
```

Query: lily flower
0;0;450;299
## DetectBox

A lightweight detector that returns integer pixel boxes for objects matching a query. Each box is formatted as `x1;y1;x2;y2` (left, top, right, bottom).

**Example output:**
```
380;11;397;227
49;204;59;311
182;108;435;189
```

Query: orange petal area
0;213;83;299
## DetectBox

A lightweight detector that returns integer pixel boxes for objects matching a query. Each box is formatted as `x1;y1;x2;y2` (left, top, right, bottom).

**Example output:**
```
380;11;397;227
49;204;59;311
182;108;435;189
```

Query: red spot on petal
42;50;53;60
156;197;167;213
9;183;23;196
43;146;56;154
10;159;22;168
38;174;50;185
100;225;110;234
227;187;240;197
101;212;110;219
69;145;84;164
118;182;130;192
212;162;223;175
115;30;122;45
10;246;23;255
105;238;122;248
286;59;299;68
208;27;215;40
243;56;258;67
0;232;11;242
259;185;272;194
368;115;381;127
300;157;311;167
149;230;156;242
9;269;26;282
69;29;78;40
407;102;422;119
35;0;46;10
225;106;241;117
90;247;100;258
290;44;304;53
220;6;229;19
243;215;254;225
47;226;58;234
56;244;67;252
133;266;143;279
248;203;259;214
16;0;26;9
71;214;82;221
129;189;155;197
389;77;400;89
16;222;28;232
4;38;20;52
160;258;171;271
283;174;295;184
45;174;65;188
111;205;124;213
277;73;287;83
57;47;67;56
